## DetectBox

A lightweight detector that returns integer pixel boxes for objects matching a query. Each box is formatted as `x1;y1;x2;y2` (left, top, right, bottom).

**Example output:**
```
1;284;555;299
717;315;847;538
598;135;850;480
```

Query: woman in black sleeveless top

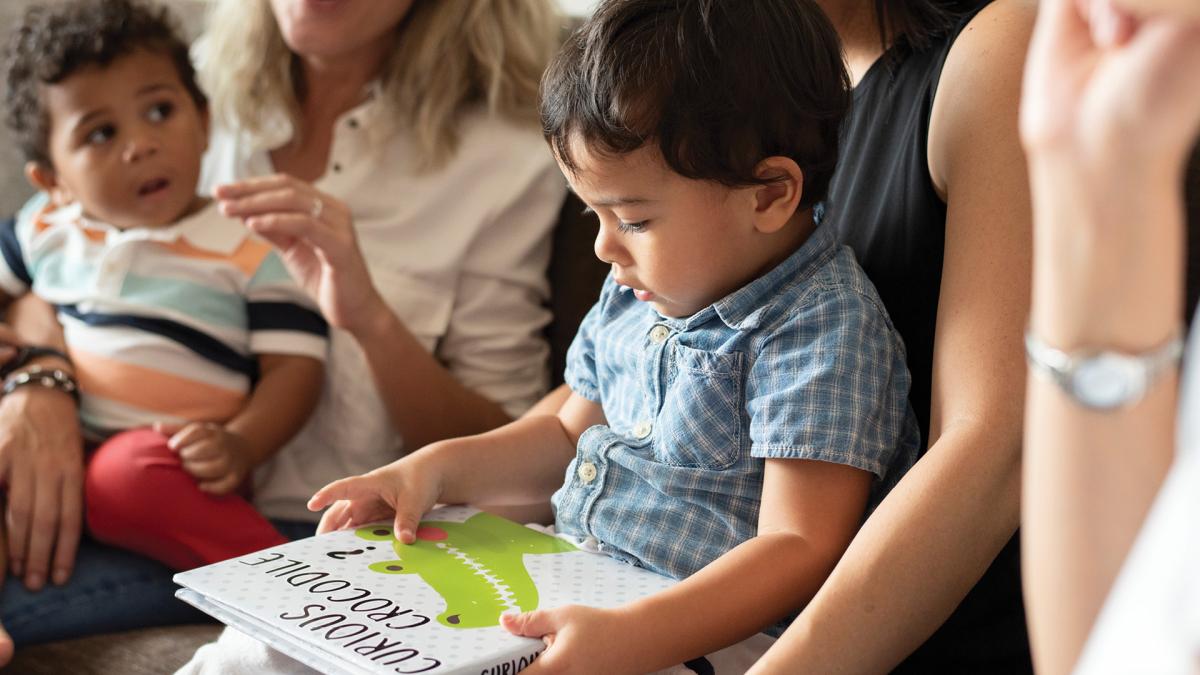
751;1;1035;673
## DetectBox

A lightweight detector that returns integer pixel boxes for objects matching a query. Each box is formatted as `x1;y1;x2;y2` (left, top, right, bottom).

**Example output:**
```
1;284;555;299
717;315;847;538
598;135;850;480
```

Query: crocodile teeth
436;542;520;613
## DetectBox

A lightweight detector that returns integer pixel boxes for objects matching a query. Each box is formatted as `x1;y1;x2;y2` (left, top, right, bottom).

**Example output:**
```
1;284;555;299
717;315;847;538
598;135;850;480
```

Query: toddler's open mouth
138;177;170;197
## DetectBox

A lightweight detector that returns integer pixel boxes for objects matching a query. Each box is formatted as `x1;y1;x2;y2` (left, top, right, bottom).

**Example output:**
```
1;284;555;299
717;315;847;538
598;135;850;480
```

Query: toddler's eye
147;102;174;123
617;220;648;234
86;125;116;146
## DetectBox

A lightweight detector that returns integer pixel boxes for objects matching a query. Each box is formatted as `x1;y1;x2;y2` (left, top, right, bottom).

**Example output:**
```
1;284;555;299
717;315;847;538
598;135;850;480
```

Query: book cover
174;506;675;675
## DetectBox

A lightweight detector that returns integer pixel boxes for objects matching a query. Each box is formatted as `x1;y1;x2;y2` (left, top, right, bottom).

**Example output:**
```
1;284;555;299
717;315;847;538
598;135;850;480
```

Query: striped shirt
0;198;327;439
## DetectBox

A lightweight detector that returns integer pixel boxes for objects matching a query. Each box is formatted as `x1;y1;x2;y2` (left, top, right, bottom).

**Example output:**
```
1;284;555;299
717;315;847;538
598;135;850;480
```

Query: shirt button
332;163;343;173
577;461;597;483
633;420;653;439
347;118;359;129
649;325;670;344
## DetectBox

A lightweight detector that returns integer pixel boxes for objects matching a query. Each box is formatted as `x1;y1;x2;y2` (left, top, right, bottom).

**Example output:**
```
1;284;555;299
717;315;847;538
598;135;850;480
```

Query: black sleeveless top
821;5;1034;673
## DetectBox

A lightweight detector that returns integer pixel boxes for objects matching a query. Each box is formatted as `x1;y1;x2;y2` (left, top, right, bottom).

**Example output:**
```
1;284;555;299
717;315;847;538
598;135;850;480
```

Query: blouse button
347;118;359;129
332;163;343;173
577;461;598;483
649;325;670;344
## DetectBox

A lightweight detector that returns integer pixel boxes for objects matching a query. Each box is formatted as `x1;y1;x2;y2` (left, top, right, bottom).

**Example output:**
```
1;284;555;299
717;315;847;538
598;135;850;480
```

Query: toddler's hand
154;422;253;495
308;455;442;542
502;605;642;674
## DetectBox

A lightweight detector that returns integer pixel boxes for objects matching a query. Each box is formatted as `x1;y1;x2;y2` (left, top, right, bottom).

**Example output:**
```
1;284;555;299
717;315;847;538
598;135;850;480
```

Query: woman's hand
308;451;446;543
1020;0;1200;169
1020;0;1200;345
0;322;83;592
215;174;389;335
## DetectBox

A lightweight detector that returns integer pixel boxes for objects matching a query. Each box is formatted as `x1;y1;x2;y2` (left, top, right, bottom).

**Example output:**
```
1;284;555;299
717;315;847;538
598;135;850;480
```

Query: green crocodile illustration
355;512;576;629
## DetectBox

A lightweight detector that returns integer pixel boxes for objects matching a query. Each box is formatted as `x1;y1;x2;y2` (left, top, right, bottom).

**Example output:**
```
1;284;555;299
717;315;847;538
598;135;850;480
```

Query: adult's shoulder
927;0;1036;195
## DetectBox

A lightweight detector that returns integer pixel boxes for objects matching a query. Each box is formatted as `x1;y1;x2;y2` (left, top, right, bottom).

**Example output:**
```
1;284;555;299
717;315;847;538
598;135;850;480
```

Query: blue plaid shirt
552;224;920;583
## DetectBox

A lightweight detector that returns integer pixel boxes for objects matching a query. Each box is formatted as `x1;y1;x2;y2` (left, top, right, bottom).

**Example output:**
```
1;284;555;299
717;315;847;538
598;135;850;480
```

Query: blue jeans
0;520;316;646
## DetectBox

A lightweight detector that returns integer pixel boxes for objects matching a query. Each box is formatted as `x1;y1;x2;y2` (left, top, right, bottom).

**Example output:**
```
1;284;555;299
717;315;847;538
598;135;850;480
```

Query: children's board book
174;506;676;675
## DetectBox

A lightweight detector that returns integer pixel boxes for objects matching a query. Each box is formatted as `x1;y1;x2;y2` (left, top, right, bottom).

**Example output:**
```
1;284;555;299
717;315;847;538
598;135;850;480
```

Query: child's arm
503;458;872;674
161;353;323;495
309;391;605;541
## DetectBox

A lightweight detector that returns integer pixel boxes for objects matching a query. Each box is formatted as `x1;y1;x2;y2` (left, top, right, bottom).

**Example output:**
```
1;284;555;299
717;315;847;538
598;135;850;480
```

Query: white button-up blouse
200;100;565;521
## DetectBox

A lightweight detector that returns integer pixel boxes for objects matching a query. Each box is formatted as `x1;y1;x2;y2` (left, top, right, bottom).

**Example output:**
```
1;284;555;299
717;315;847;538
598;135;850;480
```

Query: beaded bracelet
2;365;79;404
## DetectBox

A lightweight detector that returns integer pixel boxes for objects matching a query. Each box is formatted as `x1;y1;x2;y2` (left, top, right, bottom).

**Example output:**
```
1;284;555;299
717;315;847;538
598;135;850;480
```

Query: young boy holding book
0;0;327;572
309;0;920;671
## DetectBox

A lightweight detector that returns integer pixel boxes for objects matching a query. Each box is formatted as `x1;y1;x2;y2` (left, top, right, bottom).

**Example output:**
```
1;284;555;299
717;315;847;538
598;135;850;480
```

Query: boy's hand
154;422;253;496
502;605;645;674
308;455;443;543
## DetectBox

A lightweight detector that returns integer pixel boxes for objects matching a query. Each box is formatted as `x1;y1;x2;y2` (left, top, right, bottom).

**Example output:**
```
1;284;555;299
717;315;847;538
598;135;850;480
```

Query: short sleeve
563;274;619;403
0;193;52;298
245;251;328;360
0;217;31;298
746;287;913;479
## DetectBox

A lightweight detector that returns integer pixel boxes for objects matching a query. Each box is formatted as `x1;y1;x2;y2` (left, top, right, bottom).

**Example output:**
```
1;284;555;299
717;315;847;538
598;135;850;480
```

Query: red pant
85;428;287;570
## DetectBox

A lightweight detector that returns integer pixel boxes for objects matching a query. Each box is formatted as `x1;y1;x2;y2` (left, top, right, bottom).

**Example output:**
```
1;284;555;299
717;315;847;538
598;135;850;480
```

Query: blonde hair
200;0;560;166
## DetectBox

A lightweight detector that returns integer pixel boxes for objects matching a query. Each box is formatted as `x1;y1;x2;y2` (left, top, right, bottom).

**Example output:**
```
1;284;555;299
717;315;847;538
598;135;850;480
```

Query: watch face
1071;353;1145;409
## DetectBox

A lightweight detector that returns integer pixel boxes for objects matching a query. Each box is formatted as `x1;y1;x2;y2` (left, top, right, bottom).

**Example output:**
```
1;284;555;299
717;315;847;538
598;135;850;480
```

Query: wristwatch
1025;330;1184;410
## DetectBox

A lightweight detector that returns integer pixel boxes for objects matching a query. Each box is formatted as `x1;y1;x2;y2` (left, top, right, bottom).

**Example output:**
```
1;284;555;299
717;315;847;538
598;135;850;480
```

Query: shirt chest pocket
653;344;745;470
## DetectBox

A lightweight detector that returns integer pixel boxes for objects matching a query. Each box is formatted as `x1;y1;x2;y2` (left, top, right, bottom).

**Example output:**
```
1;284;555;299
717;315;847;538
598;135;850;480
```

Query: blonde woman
0;0;563;660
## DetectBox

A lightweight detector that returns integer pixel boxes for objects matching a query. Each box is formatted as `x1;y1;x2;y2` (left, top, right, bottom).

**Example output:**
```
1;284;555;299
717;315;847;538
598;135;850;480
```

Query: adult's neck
816;0;886;86
295;40;389;134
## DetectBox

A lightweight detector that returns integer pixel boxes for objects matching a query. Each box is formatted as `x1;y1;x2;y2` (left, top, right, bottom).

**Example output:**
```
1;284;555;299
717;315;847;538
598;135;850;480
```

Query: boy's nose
122;134;159;163
593;221;628;266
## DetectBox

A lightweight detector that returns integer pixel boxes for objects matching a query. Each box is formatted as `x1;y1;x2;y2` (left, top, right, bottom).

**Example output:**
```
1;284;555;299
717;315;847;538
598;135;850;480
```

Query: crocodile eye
446;614;460;625
373;529;390;537
386;564;403;572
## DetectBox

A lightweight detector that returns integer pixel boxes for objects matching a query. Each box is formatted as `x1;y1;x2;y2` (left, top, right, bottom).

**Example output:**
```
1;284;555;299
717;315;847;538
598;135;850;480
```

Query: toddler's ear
24;162;72;205
752;156;804;234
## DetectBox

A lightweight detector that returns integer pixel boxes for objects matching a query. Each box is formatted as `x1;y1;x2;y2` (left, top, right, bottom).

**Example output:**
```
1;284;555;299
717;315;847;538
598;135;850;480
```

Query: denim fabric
0;520;316;646
553;224;920;582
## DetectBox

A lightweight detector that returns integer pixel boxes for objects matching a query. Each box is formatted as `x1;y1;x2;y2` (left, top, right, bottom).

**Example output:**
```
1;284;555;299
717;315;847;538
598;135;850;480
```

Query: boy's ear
751;156;804;234
24;161;73;205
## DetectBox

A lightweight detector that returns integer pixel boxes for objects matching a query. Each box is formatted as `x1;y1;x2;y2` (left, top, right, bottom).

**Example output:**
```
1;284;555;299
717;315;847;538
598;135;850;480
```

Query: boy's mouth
618;280;655;302
137;177;170;198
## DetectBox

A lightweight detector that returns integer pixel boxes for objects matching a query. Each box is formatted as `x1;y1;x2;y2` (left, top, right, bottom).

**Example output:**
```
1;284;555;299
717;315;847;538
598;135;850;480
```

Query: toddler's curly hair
3;0;206;167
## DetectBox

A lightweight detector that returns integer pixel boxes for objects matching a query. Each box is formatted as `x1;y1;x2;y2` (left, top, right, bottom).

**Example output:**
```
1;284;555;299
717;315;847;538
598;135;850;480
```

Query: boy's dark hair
540;0;851;209
2;0;206;167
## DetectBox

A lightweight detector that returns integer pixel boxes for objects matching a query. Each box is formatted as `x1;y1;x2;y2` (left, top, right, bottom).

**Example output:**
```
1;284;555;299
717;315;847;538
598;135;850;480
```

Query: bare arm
310;391;604;541
751;2;1036;671
349;306;512;448
1018;2;1200;672
0;293;84;591
229;354;324;464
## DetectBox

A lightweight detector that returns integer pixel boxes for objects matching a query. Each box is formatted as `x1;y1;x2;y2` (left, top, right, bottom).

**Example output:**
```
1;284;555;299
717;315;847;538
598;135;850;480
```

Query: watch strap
0;344;72;380
1025;330;1184;410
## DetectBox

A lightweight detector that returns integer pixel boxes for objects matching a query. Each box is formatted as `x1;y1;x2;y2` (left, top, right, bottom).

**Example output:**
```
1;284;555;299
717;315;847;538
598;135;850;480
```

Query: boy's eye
617;220;648;234
147;101;174;123
85;125;116;146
